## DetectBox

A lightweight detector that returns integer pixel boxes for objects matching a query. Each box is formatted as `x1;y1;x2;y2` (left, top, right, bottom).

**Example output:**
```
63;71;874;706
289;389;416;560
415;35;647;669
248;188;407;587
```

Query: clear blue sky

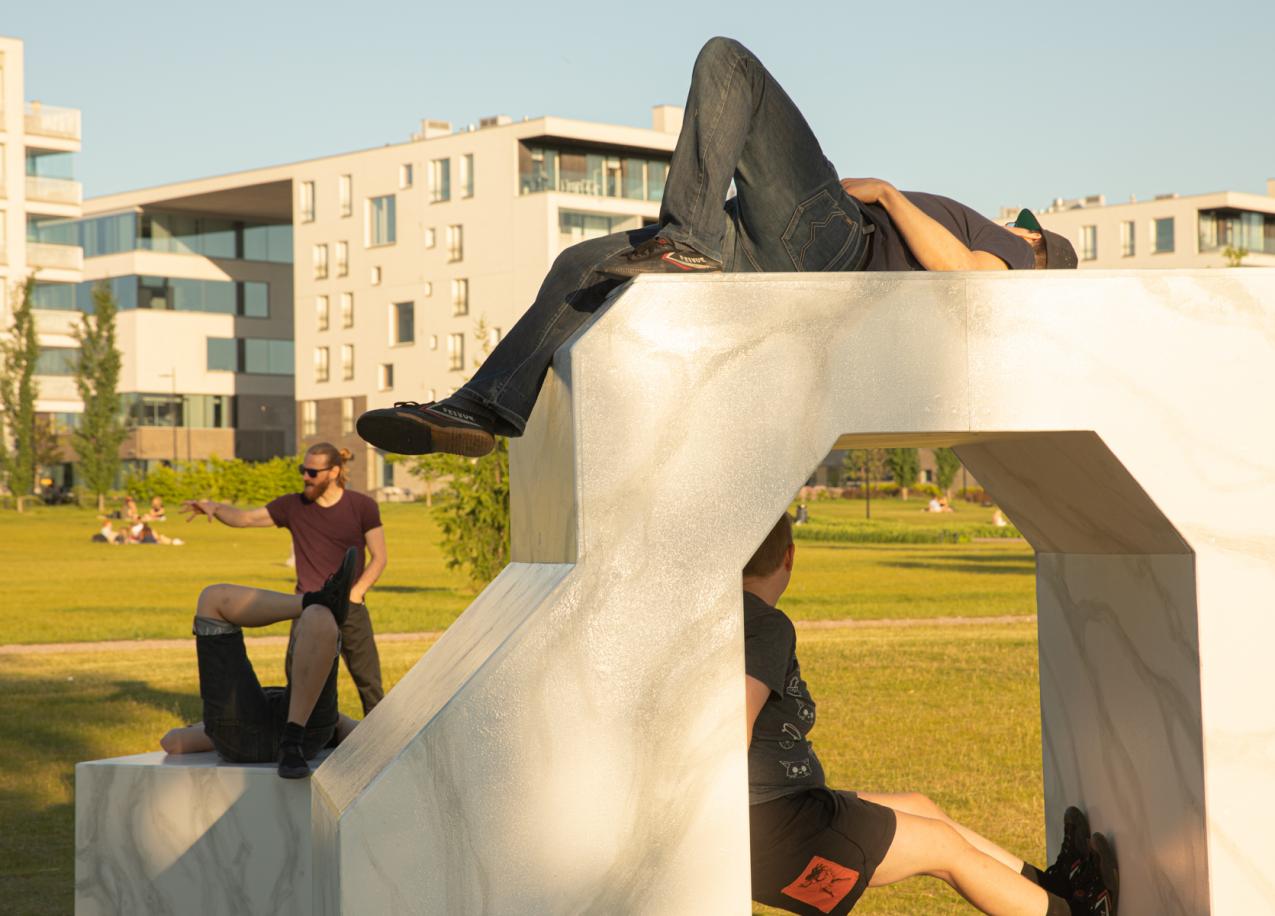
8;0;1274;216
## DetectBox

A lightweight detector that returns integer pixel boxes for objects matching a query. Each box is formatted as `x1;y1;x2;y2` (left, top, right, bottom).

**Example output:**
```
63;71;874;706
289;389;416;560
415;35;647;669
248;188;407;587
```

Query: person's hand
840;177;894;205
349;587;366;606
182;499;215;523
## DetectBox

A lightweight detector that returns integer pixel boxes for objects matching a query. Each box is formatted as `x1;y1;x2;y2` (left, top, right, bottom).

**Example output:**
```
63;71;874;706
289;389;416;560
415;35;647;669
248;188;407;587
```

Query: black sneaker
1044;806;1091;897
302;545;358;627
356;400;495;457
277;741;310;779
597;237;722;279
1073;832;1119;915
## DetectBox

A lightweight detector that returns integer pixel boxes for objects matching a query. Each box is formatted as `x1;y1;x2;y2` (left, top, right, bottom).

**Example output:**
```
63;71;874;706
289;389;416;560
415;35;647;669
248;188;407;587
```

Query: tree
884;447;920;500
932;447;962;497
401;316;510;586
0;278;41;511
72;283;127;510
843;448;886;519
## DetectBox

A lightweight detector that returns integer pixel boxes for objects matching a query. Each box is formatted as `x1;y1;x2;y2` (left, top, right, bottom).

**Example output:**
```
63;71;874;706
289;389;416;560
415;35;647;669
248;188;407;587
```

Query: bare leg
196;583;303;628
858;791;1025;873
285;604;339;726
160;723;214;754
870;811;1049;915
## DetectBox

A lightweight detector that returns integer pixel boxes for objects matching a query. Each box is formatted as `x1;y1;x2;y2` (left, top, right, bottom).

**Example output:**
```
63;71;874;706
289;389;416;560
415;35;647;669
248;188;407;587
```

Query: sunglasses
299;464;332;478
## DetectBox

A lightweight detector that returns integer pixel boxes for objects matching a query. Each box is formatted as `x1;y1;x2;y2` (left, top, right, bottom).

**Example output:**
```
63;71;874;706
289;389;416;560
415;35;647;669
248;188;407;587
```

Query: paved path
0;615;1036;656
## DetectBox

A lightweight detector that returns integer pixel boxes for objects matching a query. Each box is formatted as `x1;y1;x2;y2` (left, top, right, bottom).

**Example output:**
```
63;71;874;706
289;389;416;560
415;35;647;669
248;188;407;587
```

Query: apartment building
0;35;85;488
291;108;680;492
1000;179;1275;270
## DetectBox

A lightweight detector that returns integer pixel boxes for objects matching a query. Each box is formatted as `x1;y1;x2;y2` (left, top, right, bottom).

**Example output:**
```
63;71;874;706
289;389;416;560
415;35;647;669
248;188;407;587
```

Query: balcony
27;241;84;272
24;103;82;142
26;175;83;206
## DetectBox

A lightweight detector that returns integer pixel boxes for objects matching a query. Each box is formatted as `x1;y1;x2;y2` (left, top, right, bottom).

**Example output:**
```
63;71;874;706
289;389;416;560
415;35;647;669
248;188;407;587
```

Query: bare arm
160;723;215;755
350;526;387;604
745;675;772;744
182;499;274;528
841;178;1010;271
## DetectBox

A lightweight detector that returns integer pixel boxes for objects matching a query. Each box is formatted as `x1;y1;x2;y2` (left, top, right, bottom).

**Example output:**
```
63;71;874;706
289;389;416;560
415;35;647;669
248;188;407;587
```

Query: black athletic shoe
1044;806;1091;897
356;400;495;457
596;237;722;279
302;545;358;627
1072;832;1119;915
277;741;310;779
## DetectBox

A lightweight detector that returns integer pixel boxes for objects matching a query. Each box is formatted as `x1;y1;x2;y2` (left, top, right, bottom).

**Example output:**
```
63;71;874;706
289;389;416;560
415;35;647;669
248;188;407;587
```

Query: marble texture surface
284;270;1267;913
75;750;326;915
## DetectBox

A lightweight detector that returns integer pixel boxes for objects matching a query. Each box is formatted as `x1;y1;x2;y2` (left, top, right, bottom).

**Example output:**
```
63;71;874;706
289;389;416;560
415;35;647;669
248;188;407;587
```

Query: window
341;344;355;381
1120;221;1136;257
335;240;349;276
1154;217;1175;253
207;338;237;372
242;282;269;318
429;335;438;350
400;164;414;189
451;278;468;316
489;326;503;347
35;347;80;376
430;158;451;202
1198;208;1275;255
340;292;354;328
424;227;436;249
422;281;433;297
315;346;330;382
559;211;627;248
393;301;415;344
379;363;395;391
341;397;355;434
370;265;382;285
447;224;463;262
461;153;474;198
519;142;670;202
1079;225;1097;261
316;295;330;331
299;181;315;222
447;333;465;370
381;451;395;488
367;194;397;246
313;243;329;279
338;174;352;217
302;400;317;437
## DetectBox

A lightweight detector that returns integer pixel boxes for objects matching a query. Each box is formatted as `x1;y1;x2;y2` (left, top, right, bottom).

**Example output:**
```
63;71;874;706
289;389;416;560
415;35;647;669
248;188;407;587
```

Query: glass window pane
207;337;237;371
242;282;269;318
646;160;668;202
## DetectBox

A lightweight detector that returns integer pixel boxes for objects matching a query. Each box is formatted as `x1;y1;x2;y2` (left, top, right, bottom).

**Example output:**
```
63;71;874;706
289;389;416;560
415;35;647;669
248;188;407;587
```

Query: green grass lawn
0;498;1042;914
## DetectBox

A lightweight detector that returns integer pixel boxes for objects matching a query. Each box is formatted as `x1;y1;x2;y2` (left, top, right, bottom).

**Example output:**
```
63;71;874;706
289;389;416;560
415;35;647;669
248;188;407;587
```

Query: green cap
1013;208;1044;232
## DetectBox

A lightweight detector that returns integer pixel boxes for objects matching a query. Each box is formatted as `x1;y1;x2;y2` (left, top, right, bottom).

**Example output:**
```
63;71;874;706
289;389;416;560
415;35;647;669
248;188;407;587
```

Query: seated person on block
355;37;1078;460
159;547;361;779
742;514;1117;916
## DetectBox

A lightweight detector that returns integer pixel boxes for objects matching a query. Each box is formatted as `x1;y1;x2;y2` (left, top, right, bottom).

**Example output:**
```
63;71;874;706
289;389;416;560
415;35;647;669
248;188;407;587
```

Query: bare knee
296;603;339;646
196;584;234;619
697;36;747;69
906;792;948;821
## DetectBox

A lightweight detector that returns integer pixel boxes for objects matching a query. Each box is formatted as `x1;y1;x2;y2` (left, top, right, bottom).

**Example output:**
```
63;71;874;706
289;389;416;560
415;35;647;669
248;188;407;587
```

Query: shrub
793;521;1022;545
124;454;302;505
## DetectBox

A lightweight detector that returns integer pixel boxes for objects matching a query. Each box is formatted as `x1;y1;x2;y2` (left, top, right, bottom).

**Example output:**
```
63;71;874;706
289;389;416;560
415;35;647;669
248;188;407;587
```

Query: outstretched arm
182;499;274;528
841;178;1010;271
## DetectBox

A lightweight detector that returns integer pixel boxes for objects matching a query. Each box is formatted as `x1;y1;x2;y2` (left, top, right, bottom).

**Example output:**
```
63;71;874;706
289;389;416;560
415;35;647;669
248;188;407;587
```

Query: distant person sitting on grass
92;519;123;544
159;547;361;779
143;496;167;522
742;513;1118;915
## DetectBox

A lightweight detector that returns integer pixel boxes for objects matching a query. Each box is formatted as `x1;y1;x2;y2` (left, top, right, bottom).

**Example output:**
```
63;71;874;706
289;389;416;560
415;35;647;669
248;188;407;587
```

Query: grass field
0;499;1042;915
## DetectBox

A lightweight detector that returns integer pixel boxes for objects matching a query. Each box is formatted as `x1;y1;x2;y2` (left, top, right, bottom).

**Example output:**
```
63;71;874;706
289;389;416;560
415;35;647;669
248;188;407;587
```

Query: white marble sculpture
310;270;1275;914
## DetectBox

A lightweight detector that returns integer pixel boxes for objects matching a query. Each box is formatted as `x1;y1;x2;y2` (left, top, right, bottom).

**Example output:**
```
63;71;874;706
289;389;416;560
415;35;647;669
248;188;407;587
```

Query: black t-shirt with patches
858;191;1035;271
744;591;825;804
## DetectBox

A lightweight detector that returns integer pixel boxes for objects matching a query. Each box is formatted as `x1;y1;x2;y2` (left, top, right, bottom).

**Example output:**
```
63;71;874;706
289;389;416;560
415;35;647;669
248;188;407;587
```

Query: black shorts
750;788;897;915
196;629;338;763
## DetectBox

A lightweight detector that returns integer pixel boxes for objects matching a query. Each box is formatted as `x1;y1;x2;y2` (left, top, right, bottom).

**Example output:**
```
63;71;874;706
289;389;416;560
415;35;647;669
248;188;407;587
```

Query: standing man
183;443;388;714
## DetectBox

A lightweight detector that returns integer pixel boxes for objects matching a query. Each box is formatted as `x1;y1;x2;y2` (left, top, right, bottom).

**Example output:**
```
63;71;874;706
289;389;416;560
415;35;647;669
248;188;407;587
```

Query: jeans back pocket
781;189;863;272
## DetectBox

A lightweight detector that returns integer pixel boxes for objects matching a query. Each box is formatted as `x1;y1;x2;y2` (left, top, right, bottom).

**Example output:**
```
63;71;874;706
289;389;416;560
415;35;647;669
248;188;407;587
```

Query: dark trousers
341;602;384;714
456;37;868;435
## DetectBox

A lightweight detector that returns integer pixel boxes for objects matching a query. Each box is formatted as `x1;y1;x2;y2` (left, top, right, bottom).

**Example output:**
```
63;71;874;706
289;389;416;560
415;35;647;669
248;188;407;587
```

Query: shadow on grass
0;668;203;916
880;559;1033;576
373;584;455;595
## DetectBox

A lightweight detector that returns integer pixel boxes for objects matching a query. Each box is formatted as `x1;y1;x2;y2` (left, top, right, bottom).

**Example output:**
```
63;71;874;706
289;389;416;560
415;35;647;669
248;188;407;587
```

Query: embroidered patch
781;855;861;913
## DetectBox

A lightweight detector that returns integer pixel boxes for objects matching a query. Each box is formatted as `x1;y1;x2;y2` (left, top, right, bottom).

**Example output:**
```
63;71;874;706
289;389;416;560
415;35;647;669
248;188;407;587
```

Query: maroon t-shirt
266;490;382;592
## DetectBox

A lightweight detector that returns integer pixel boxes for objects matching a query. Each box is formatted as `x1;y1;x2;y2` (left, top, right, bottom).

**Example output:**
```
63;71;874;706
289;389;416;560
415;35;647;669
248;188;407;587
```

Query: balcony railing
27;241;84;271
25;175;83;206
24;103;82;141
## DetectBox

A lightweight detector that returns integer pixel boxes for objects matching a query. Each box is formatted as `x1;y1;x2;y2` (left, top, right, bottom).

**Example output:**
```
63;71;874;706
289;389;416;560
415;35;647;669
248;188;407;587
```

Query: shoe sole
331;546;358;627
278;763;311;779
599;260;722;280
1089;832;1119;914
357;411;494;458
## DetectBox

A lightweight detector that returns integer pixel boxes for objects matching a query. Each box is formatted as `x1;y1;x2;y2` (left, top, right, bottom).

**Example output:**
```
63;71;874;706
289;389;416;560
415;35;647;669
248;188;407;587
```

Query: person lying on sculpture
741;513;1118;916
356;36;1078;460
158;547;361;779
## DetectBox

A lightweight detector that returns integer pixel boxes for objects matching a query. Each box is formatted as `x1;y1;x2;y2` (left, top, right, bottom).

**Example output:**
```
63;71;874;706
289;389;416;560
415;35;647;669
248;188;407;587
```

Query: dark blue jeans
458;37;868;436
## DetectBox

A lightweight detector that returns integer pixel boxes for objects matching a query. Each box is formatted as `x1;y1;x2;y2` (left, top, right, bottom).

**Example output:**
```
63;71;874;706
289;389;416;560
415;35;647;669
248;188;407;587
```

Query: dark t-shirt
859;191;1035;271
266;490;382;592
744;591;826;804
